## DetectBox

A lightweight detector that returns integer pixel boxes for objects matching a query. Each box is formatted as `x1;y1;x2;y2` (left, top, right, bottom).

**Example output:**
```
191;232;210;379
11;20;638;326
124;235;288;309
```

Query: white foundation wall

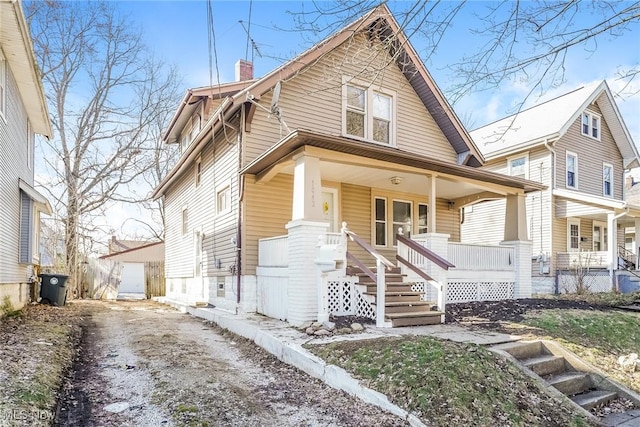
203;275;257;314
0;282;29;311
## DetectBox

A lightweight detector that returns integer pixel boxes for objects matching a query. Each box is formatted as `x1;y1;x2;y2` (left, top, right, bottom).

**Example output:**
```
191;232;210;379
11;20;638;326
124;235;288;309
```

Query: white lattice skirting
327;278;376;320
447;281;515;303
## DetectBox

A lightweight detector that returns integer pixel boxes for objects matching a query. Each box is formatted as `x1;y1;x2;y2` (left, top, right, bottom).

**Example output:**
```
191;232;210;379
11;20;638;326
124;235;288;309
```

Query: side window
508;154;528;179
19;192;33;263
216;185;231;215
603;163;612;197
566;151;578;189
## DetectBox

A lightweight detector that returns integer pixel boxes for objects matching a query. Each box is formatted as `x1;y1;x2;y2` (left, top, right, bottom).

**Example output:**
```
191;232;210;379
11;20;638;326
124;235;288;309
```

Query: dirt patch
446;297;611;324
55;300;407;426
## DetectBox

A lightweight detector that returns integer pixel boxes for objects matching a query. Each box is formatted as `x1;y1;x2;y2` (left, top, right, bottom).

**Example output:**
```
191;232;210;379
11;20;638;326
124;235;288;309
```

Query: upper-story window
581;111;600;140
0;48;6;119
195;156;202;187
344;80;395;145
603;163;613;197
216;184;231;215
566;151;578;189
507;154;528;179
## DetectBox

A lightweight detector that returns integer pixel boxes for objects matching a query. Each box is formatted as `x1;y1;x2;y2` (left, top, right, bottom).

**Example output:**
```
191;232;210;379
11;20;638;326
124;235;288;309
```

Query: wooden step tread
385;311;442;319
375;301;433;307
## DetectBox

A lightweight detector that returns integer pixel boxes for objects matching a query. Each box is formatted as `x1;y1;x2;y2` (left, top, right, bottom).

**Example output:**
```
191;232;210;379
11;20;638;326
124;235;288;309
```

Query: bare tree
26;1;180;297
290;1;640;116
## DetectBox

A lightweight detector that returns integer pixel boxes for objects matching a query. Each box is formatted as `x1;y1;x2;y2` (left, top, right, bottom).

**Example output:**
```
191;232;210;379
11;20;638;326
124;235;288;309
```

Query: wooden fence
145;261;166;298
83;259;165;299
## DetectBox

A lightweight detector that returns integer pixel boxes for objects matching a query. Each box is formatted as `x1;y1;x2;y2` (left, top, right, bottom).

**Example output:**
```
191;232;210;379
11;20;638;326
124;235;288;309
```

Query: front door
322;188;338;232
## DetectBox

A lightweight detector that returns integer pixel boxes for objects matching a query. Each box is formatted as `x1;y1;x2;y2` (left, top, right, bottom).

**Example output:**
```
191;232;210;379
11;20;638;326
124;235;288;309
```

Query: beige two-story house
462;81;640;294
153;5;545;327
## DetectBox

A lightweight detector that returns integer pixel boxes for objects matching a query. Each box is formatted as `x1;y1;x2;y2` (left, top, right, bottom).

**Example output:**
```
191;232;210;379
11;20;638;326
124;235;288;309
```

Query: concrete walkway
155;297;521;426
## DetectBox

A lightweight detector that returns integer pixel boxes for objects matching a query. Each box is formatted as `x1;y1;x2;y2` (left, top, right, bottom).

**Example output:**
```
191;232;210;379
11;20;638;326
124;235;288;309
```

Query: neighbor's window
19;191;33;264
344;81;395;145
508;154;528;179
566;151;578;189
568;219;580;251
374;197;387;246
603;163;612;197
582;111;600;140
216;185;230;214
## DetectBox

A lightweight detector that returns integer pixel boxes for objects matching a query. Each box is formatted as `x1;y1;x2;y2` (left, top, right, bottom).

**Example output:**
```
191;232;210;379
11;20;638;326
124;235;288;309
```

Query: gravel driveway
55;300;406;426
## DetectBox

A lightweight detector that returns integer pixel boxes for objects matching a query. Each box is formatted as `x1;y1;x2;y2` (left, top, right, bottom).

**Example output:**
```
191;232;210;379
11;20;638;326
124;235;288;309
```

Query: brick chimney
235;59;253;82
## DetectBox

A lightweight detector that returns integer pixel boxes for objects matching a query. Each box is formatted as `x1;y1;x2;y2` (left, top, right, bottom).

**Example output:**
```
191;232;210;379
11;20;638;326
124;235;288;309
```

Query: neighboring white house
0;0;53;310
462;81;640;294
154;5;545;327
99;241;164;295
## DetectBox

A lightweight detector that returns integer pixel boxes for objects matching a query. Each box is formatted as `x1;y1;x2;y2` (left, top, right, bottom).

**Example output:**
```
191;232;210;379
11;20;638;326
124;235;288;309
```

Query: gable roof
471;81;640;167
0;0;52;138
155;5;483;198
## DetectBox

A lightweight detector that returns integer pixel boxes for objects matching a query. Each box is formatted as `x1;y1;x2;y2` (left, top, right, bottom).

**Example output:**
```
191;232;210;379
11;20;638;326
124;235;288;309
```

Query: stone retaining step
571;390;618;411
547;371;591;396
522;354;566;377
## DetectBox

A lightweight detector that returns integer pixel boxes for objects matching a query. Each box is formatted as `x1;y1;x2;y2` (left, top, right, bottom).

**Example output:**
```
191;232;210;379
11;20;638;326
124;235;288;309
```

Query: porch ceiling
241;129;546;200
277;159;489;199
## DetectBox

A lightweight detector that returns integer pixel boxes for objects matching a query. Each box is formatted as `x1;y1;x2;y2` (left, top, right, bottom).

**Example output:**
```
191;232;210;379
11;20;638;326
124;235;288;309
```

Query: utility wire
207;0;221;94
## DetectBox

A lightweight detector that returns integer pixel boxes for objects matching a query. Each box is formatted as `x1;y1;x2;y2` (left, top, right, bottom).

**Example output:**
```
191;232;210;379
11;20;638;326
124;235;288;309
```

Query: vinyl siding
556;101;624;199
243;33;458;166
461;146;553;256
242;174;293;275
164;126;240;279
0;62;31;284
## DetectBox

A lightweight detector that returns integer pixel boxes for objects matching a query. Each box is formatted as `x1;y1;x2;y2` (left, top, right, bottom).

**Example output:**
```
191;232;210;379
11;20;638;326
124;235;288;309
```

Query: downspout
543;138;556;190
236;105;245;306
543;138;556;286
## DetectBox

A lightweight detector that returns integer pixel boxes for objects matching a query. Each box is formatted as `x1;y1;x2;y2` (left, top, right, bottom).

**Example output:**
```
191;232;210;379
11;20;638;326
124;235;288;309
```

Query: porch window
567;219;580;251
603;163;612;197
417;204;428;234
566;151;578;189
507;154;528;179
392;200;412;245
343;80;395;145
216;185;231;214
593;222;608;251
581;111;600;140
374;197;386;246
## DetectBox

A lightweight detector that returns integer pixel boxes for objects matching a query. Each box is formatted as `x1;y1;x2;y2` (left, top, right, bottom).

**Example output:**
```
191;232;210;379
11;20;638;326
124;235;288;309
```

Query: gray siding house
0;0;52;310
462;81;640;293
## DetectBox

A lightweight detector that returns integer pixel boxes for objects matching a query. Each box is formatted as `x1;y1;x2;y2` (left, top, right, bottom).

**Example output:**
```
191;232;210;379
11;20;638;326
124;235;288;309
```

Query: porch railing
396;232;452;317
258;235;289;267
448;242;514;271
618;246;637;270
556;251;608;270
343;224;394;327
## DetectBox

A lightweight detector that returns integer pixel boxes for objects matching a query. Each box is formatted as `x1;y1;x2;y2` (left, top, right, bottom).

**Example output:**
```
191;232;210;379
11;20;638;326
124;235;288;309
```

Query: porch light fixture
390;176;403;185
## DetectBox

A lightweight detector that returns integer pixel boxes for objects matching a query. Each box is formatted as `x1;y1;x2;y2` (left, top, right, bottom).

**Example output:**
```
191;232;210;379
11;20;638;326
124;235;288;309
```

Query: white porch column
501;240;533;298
635;218;640;268
504;193;528;241
292;154;323;221
607;212;617;285
428;175;437;232
287;153;329;326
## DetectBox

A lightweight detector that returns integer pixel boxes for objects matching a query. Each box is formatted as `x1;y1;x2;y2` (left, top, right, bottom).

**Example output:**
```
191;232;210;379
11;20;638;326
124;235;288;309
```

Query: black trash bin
39;274;69;306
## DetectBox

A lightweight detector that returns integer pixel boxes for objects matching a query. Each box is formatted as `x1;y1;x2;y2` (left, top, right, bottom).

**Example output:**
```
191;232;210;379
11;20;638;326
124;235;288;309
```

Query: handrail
396;234;455;270
343;229;395;270
396;254;433;282
346;252;376;283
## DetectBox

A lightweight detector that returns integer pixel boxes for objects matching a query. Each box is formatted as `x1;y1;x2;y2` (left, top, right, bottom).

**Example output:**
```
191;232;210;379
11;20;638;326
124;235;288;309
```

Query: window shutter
19;191;33;264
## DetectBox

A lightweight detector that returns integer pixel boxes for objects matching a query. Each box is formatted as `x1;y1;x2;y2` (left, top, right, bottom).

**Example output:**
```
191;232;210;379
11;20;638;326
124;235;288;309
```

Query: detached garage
99;241;165;298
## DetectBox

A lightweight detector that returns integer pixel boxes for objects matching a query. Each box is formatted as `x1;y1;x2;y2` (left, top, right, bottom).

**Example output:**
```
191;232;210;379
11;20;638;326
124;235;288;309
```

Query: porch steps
348;266;443;327
492;340;640;423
